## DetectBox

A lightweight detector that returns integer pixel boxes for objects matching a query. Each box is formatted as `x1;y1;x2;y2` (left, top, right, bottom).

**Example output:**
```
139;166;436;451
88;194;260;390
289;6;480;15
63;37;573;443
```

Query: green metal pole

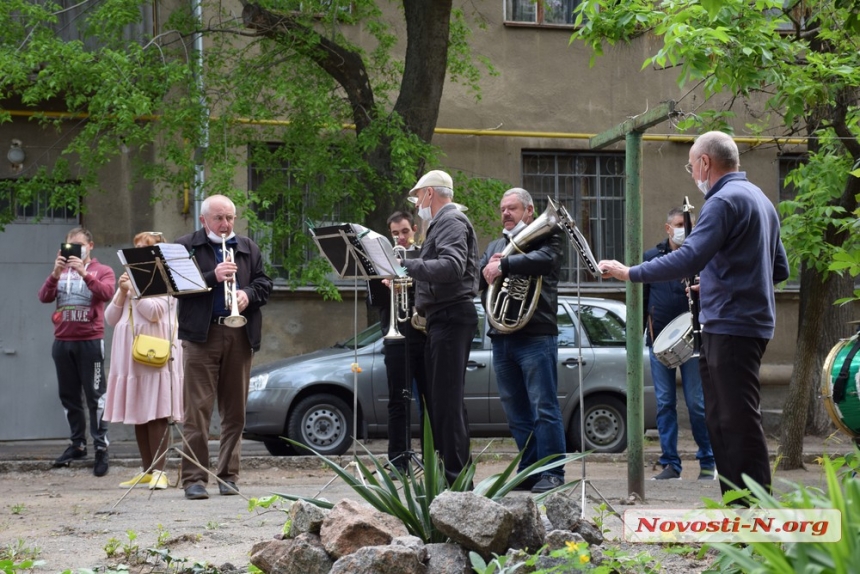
625;130;644;500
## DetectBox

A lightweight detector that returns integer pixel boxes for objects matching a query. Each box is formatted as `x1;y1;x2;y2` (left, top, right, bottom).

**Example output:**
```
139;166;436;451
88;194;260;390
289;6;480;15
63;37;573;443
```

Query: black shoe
218;481;239;496
184;484;209;500
698;468;717;481
511;476;540;491
652;466;682;480
531;475;564;494
93;448;109;477
53;445;87;467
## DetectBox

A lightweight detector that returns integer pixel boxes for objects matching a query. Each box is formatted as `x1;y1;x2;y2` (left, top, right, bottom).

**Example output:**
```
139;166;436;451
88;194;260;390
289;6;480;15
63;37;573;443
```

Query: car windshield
334;322;383;349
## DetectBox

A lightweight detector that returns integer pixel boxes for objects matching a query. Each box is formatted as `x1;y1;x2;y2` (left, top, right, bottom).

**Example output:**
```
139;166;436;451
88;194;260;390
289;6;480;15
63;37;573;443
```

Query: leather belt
211;316;230;325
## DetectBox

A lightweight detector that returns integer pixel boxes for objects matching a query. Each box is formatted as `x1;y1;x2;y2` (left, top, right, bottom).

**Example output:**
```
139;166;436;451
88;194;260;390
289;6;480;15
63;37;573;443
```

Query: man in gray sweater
599;131;790;498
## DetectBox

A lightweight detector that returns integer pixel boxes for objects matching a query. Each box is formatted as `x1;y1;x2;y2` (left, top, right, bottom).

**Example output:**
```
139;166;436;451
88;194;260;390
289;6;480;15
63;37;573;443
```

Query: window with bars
521;151;625;284
778;153;805;203
248;144;356;282
0;180;79;224
504;0;582;26
45;0;154;48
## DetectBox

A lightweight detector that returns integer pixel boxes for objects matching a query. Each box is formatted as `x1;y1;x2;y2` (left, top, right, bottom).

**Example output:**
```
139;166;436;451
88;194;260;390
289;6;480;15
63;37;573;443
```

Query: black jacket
174;228;273;352
402;203;479;318
479;228;563;338
643;238;689;347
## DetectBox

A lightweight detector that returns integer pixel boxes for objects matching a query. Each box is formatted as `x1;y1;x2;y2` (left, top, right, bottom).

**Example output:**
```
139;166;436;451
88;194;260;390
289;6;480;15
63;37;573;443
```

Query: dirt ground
0;433;844;573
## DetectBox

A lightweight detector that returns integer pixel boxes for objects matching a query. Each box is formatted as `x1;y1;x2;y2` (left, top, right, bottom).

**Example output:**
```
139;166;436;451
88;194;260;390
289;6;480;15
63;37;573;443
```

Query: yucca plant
706;448;860;574
271;410;584;543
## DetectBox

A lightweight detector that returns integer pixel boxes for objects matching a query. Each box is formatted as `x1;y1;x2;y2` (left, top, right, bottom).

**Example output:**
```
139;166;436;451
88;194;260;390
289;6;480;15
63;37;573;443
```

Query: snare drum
821;335;860;438
652;312;696;369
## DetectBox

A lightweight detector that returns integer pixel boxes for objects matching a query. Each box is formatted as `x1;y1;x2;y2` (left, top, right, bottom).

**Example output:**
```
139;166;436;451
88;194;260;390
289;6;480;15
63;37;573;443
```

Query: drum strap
833;338;860;403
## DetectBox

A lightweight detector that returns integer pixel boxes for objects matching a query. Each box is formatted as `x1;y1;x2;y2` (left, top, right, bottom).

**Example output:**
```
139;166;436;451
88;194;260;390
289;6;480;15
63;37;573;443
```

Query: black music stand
312;224;405;459
111;247;227;508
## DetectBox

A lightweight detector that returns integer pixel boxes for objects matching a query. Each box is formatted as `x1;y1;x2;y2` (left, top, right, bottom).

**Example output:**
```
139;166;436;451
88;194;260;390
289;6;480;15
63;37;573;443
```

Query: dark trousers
424;301;477;484
383;327;427;469
699;332;771;496
52;339;109;450
180;324;252;487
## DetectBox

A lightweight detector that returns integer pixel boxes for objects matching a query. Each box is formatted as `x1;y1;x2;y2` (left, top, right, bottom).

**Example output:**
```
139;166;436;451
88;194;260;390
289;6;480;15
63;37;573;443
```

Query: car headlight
249;372;269;392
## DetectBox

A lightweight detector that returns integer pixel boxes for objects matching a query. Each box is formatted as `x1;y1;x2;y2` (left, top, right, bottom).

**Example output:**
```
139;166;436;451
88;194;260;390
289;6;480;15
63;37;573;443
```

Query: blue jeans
493;335;565;479
649;348;714;473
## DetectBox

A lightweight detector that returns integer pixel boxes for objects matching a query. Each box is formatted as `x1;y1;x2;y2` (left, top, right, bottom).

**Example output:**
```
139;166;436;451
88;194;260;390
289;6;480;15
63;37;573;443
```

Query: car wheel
262;438;295;457
568;395;627;453
286;394;353;456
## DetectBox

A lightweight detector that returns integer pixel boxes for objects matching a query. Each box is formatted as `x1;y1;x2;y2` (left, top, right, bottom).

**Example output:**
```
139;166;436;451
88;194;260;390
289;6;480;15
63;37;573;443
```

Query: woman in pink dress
105;232;183;490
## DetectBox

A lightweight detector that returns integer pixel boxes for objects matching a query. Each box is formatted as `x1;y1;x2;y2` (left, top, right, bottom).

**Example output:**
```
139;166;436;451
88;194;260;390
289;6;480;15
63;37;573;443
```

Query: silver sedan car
244;296;657;456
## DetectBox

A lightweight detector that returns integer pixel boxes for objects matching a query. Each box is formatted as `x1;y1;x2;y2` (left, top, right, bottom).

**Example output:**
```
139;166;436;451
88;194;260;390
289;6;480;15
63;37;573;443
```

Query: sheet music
158;243;207;291
355;227;406;278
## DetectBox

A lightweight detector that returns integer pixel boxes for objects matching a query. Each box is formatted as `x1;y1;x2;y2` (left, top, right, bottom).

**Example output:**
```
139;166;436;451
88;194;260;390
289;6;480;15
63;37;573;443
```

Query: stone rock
329;545;424;574
496;496;546;552
429;491;514;558
545;530;585;552
392;535;428;562
573;519;604;546
544;492;583;531
424;543;471;574
288;499;329;536
249;538;291;573
320;499;409;559
250;534;332;574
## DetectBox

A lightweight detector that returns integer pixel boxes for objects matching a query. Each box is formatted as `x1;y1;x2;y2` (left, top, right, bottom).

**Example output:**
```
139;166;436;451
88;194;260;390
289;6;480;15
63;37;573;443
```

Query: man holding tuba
174;194;273;500
480;188;566;494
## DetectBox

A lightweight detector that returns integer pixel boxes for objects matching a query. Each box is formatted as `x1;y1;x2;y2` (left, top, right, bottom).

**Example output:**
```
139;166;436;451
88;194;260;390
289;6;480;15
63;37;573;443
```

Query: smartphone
60;243;82;259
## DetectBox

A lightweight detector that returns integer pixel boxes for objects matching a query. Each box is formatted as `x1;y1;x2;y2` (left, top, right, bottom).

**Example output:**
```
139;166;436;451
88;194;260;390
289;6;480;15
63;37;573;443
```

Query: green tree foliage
0;0;502;291
572;0;860;464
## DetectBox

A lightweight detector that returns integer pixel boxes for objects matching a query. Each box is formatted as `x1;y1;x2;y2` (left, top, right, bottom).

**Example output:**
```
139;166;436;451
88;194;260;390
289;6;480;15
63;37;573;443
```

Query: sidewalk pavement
0;429;850;472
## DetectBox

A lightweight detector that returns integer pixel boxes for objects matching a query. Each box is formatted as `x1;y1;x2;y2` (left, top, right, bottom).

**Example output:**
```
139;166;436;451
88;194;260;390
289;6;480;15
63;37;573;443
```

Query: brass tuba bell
485;197;566;334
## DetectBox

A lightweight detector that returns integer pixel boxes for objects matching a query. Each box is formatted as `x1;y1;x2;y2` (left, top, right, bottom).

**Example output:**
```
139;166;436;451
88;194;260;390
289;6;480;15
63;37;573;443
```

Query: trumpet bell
224;314;247;328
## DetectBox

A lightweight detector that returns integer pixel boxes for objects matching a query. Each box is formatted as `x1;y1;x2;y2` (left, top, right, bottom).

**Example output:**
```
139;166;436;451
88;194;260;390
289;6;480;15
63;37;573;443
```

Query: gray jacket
402;203;479;318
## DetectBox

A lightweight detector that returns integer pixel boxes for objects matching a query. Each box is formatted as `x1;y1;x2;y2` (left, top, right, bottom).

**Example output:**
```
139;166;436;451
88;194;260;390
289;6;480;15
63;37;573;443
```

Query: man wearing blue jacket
599;131;790;496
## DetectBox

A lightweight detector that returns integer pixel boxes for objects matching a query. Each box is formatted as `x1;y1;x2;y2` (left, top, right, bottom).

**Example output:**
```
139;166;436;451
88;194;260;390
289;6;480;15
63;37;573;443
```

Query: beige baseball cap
408;170;453;196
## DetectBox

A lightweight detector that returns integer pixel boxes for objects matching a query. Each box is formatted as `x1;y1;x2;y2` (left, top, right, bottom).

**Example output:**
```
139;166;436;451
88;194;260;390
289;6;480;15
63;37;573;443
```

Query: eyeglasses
684;162;693;174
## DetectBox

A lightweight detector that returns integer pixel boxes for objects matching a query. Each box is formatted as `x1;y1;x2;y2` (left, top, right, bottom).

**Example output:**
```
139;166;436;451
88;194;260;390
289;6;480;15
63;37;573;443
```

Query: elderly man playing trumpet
400;170;480;485
175;195;273;500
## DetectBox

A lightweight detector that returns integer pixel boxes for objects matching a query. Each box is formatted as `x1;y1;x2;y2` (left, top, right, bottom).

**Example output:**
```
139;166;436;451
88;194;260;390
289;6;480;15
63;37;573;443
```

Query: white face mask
671;227;685;246
206;227;235;243
503;220;528;238
696;179;710;195
80;246;88;260
417;192;433;222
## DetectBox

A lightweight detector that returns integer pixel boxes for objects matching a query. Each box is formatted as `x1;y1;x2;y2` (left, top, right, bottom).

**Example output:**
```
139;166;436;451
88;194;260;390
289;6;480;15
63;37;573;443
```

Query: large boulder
320;499;409;559
429;491;513;558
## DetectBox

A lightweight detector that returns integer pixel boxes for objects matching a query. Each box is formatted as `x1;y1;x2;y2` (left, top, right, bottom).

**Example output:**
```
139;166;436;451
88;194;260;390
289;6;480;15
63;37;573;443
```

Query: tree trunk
778;266;854;469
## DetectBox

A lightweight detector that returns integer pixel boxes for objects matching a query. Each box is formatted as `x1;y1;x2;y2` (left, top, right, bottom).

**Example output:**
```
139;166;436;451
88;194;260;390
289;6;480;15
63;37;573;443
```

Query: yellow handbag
129;302;173;367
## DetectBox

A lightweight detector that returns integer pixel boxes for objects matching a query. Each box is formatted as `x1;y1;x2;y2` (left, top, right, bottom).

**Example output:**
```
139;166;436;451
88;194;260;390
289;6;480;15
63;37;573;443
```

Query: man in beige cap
401;170;479;485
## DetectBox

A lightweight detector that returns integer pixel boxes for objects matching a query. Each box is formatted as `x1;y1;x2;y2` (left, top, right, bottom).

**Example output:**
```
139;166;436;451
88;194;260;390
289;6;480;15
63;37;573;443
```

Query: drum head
653;313;693;354
821;336;860;438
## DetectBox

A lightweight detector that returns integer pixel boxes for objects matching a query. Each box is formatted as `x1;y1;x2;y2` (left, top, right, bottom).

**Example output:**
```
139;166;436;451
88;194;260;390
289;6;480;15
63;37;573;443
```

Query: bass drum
821;335;860;438
652;312;695;369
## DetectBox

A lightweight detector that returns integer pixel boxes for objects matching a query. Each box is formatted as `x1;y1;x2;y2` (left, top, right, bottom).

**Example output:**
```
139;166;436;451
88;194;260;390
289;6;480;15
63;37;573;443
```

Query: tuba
486;197;595;334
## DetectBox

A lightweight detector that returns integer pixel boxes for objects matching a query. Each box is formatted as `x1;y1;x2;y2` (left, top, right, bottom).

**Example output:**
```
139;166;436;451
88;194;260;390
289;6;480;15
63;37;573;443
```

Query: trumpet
221;234;247;329
384;246;412;340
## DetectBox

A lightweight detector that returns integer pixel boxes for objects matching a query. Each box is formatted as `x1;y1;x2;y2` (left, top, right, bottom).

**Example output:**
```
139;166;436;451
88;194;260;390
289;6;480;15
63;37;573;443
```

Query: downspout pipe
192;0;207;228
